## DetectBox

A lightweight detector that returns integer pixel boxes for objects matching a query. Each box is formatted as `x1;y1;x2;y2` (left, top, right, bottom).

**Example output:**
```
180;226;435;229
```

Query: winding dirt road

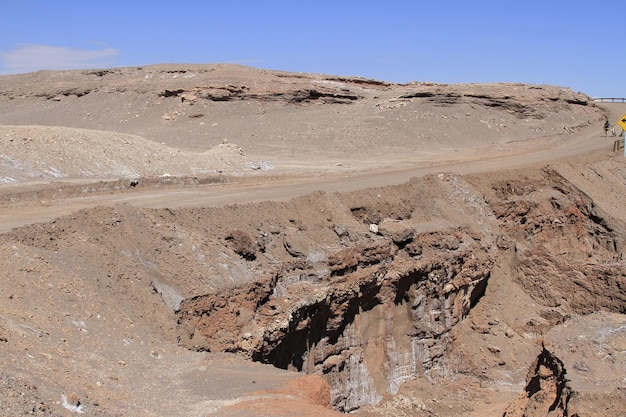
0;103;623;233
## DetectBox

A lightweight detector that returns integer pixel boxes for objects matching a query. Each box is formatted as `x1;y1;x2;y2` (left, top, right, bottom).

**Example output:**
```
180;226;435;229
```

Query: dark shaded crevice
526;345;568;407
258;277;384;371
430;94;461;106
393;239;412;251
393;271;423;305
464;93;507;100
564;98;589;105
258;301;333;370
469;271;489;309
399;92;435;98
287;89;359;103
159;89;185;98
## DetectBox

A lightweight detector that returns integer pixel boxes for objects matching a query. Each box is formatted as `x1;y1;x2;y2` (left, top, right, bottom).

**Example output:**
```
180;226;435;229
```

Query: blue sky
1;1;623;98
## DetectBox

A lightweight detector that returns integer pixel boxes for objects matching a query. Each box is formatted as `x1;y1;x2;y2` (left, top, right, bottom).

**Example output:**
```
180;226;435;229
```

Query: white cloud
0;44;119;74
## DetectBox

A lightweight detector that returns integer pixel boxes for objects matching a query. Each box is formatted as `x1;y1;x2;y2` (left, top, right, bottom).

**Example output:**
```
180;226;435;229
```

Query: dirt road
1;66;625;417
1;106;622;234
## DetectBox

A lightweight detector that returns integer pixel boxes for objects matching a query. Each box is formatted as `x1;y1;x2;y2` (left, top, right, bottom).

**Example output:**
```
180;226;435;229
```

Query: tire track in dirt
0;118;617;234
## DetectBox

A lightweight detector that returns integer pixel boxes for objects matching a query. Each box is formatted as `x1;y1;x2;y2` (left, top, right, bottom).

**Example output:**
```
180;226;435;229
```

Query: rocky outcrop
489;167;626;315
174;167;626;412
177;226;492;411
6;161;624;415
503;345;571;417
159;85;360;104
0;63;623;417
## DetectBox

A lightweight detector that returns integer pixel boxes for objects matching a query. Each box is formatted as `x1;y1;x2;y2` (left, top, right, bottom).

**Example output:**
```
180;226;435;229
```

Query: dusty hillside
0;64;602;178
0;64;624;417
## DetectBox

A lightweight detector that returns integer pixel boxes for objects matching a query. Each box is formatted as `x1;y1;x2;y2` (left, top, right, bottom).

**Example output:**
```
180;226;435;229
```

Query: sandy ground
0;65;625;416
0;103;621;233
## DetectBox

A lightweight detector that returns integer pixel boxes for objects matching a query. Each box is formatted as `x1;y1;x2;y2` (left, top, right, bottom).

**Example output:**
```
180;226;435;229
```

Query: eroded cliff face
5;165;624;415
489;167;625;329
174;168;625;412
178;226;492;410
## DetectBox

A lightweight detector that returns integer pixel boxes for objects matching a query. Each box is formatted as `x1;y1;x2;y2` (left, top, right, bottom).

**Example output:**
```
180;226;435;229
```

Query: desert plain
0;64;625;416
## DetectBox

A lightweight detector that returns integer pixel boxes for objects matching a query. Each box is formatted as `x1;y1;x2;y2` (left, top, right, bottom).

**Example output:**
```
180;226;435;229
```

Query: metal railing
592;98;626;103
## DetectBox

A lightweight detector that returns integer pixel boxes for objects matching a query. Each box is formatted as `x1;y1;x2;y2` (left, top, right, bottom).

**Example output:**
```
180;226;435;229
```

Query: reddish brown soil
0;65;624;416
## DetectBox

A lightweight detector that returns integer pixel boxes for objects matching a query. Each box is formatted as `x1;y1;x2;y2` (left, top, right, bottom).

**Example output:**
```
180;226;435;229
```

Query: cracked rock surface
0;64;624;416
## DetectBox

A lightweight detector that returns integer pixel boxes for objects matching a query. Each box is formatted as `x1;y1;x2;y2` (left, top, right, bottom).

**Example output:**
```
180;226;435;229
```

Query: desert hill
0;64;624;417
0;64;601;180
